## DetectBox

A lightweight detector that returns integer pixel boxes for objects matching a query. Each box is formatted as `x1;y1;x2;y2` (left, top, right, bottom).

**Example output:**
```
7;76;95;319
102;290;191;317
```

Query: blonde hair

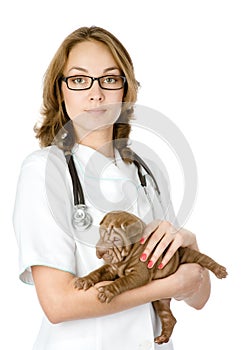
35;26;139;161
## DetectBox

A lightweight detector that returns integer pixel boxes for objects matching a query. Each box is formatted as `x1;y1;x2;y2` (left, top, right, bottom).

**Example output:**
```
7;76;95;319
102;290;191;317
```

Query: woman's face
61;40;124;133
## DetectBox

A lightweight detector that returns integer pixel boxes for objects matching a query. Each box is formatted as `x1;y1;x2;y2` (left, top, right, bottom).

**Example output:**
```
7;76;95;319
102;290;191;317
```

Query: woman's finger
146;232;174;268
158;235;182;268
140;221;173;264
140;219;161;244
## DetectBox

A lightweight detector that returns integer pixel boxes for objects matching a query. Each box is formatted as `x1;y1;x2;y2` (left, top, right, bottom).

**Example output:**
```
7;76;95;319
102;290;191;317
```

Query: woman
13;26;210;350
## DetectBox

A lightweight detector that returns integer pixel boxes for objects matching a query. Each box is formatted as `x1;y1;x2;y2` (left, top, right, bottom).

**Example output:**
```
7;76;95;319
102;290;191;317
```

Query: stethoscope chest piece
72;204;93;231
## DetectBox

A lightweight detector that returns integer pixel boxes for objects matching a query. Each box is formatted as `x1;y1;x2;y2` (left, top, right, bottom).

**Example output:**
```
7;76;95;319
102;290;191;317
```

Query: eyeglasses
62;74;126;91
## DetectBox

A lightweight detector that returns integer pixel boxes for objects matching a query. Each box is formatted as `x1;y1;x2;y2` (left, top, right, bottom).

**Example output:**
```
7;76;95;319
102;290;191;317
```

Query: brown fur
75;211;227;344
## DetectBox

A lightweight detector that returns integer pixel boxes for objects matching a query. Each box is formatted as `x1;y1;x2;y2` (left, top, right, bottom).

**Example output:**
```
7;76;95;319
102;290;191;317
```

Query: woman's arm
31;261;206;324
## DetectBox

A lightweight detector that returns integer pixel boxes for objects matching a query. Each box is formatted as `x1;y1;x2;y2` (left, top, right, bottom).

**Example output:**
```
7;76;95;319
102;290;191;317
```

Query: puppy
75;210;227;344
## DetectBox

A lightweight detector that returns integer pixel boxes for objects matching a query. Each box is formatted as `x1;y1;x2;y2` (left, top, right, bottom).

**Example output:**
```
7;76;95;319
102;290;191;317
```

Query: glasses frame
61;74;127;91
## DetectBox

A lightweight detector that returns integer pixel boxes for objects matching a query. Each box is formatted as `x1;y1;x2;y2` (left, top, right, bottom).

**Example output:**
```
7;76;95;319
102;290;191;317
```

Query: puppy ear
124;219;145;244
141;219;161;241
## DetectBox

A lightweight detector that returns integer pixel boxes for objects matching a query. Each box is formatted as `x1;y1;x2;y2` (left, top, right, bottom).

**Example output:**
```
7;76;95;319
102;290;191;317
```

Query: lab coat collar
73;143;120;166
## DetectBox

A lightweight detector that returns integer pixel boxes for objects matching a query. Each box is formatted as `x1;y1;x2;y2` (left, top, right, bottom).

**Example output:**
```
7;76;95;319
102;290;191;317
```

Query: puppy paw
74;277;94;290
97;286;115;303
214;265;228;279
154;333;170;344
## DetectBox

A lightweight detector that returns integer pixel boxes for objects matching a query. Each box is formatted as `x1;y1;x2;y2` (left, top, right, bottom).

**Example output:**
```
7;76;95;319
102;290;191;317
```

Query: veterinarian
13;26;211;350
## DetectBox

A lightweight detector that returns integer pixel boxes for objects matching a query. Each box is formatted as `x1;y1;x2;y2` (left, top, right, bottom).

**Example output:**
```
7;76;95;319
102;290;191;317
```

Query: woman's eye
73;77;85;84
104;77;116;84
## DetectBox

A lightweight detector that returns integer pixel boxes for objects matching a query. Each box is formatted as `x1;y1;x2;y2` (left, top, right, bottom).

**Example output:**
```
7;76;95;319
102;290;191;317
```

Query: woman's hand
171;263;204;301
172;263;211;309
139;220;198;269
139;220;211;309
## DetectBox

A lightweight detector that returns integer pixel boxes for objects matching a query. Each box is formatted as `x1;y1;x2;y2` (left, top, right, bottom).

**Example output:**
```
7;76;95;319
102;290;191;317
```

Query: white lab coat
13;144;174;350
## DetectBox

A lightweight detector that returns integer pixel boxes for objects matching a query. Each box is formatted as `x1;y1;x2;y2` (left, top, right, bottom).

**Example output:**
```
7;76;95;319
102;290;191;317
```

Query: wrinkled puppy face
96;211;145;264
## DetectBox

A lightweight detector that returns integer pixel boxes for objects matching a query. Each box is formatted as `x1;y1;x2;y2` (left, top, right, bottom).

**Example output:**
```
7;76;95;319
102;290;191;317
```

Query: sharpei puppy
75;210;227;344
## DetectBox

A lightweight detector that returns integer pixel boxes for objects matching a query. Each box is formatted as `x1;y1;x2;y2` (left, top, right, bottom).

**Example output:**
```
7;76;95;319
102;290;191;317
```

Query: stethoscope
63;148;162;231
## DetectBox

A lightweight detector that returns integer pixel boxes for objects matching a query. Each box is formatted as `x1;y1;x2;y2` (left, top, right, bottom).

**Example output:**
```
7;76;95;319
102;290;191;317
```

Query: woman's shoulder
22;147;49;164
15;146;69;204
21;145;64;168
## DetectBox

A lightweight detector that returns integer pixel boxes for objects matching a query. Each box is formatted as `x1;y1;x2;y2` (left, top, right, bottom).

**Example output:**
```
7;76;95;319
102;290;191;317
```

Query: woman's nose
89;80;104;101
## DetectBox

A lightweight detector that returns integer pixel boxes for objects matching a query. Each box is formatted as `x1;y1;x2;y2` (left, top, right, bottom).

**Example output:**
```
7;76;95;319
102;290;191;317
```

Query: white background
1;0;243;349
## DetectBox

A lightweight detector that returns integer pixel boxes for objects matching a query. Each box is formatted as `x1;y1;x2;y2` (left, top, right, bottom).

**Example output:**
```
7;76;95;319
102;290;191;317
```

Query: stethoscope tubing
64;149;161;231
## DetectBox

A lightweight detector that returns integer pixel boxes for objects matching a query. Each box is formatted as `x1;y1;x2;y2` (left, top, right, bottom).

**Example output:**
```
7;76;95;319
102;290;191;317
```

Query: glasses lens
67;76;92;90
99;75;125;90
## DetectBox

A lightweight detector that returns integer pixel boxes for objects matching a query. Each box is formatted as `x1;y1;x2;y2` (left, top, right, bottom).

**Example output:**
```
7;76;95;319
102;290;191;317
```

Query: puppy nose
96;247;107;259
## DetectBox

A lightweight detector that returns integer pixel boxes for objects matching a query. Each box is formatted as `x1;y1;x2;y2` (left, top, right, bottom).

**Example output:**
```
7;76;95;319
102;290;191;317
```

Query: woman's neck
77;126;115;158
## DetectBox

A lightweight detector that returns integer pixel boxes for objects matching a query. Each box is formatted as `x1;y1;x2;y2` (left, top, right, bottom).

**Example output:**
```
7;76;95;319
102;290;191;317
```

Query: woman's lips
85;108;107;115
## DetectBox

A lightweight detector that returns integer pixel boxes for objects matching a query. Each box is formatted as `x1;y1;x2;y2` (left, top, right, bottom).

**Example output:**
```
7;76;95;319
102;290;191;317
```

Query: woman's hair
34;26;139;162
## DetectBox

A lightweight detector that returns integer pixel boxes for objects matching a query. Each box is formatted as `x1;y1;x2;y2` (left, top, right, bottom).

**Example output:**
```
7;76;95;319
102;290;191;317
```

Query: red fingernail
140;237;145;244
158;263;164;270
140;253;147;262
147;260;154;268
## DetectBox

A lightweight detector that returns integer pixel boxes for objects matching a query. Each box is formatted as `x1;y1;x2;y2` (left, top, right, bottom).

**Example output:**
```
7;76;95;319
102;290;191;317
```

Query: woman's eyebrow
103;66;120;73
67;66;120;74
67;66;88;74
